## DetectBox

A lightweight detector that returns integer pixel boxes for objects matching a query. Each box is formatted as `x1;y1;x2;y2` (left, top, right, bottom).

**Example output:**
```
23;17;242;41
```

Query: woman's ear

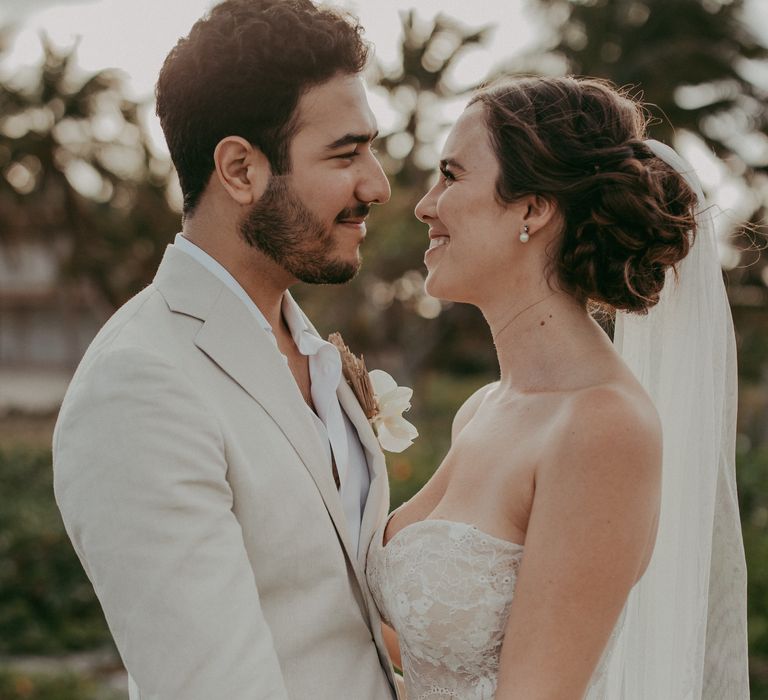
213;136;271;205
522;194;559;234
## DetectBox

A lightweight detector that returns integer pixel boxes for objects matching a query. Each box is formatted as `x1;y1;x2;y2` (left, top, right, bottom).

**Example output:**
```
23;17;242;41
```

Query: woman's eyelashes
439;165;456;184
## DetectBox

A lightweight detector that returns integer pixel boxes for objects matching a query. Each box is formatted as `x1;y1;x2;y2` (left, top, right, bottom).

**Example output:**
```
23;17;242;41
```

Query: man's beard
240;176;363;285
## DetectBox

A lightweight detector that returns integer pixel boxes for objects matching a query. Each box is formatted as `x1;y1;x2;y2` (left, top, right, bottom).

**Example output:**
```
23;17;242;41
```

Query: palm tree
0;32;179;309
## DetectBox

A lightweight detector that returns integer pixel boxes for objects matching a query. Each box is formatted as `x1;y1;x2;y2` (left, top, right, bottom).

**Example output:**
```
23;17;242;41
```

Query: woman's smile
425;230;450;263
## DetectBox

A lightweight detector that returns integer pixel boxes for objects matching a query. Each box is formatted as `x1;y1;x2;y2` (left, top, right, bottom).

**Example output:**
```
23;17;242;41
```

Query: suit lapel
153;247;359;571
336;380;389;566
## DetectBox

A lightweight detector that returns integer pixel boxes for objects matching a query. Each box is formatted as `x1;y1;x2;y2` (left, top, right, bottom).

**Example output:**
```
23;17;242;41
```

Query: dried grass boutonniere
329;333;418;453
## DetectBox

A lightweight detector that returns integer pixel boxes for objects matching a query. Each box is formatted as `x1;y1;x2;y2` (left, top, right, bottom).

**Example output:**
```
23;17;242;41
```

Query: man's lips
336;218;367;239
337;218;367;225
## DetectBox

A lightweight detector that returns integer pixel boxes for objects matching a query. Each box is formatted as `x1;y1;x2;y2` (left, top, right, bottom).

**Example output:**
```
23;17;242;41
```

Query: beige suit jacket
53;245;398;700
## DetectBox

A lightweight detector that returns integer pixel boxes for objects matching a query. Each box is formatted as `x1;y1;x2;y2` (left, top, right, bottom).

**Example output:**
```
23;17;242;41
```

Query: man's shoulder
88;284;169;355
68;282;196;392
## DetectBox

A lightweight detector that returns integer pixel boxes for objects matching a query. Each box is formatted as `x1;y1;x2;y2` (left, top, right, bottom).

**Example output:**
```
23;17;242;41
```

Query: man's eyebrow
440;158;465;171
325;130;379;150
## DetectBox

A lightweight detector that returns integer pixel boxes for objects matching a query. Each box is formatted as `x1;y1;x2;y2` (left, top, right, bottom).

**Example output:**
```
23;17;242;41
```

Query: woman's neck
482;290;612;394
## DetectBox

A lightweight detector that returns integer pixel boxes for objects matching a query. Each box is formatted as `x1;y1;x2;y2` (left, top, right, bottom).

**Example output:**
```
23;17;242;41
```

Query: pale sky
0;0;541;100
1;0;766;254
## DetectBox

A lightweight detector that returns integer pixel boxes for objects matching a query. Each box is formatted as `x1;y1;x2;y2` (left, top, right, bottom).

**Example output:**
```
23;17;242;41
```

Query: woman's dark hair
469;76;698;314
155;0;368;215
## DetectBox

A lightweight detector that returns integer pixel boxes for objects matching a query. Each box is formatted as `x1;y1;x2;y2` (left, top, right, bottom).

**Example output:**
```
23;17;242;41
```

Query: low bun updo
469;77;698;314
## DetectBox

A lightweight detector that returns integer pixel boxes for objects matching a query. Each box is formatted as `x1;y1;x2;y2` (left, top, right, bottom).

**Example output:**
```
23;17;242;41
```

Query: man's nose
358;156;391;206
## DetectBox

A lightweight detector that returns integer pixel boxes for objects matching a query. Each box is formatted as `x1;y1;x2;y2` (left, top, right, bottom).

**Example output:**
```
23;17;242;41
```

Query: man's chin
294;259;360;285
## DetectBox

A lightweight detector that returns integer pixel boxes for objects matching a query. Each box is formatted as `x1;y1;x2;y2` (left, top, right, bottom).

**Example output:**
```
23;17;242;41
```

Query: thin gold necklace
492;292;557;344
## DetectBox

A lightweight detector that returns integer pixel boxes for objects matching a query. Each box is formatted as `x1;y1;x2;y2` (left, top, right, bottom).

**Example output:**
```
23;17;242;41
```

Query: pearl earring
519;225;530;243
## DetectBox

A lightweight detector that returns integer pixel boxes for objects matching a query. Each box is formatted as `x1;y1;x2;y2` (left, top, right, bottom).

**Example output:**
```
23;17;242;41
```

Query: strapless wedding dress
366;519;619;700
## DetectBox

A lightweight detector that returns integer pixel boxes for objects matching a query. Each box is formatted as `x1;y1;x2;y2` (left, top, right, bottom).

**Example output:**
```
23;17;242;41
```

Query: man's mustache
336;203;371;221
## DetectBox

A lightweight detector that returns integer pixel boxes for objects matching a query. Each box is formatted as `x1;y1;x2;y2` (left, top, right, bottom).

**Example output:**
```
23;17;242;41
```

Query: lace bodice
367;519;522;700
366;518;619;700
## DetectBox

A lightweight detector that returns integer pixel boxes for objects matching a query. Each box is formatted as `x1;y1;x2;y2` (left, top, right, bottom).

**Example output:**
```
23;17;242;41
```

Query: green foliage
745;512;768;698
739;447;768;681
734;306;768;386
0;669;116;700
387;371;496;509
0;447;113;654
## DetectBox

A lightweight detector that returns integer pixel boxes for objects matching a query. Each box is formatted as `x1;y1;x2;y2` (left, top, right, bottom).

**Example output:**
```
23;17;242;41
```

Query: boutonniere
329;333;418;453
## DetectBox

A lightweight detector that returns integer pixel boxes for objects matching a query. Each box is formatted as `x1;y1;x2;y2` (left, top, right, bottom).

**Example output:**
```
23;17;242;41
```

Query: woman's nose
414;186;438;223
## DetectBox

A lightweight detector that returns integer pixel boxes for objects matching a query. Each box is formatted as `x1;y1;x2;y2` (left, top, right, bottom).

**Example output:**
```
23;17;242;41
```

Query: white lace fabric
367;519;522;700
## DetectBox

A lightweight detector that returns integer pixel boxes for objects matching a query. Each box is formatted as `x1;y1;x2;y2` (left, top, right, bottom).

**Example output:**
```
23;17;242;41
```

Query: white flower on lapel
328;332;418;453
368;369;418;453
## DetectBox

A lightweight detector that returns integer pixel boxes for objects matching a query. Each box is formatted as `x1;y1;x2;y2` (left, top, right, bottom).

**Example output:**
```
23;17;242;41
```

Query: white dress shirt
173;234;371;555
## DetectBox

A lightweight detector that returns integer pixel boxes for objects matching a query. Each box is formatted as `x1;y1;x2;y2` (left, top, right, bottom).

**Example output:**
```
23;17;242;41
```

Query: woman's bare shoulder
451;380;500;442
543;381;662;484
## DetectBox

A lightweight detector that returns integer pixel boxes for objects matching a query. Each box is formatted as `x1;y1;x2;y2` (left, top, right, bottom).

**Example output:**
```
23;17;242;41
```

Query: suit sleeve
53;346;289;700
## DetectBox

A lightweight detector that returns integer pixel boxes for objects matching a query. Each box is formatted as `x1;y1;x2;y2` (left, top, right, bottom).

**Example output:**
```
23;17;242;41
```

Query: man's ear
213;136;271;205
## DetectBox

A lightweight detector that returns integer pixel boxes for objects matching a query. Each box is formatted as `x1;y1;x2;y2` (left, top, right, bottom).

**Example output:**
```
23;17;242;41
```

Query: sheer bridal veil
606;139;750;698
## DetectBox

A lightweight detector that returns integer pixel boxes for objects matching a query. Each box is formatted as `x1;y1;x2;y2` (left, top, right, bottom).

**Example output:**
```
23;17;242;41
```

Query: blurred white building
0;243;105;413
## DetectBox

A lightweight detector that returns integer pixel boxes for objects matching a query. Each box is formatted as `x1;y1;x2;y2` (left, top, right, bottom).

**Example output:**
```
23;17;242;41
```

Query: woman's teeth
429;236;449;249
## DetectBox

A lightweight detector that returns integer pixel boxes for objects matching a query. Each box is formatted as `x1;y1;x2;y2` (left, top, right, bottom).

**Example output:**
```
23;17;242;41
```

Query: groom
52;1;397;698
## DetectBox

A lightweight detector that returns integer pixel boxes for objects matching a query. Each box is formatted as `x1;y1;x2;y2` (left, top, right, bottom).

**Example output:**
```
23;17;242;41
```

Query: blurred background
0;0;766;697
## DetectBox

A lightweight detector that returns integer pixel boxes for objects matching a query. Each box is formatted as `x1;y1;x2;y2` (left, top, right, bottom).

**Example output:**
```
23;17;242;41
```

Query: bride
366;76;749;699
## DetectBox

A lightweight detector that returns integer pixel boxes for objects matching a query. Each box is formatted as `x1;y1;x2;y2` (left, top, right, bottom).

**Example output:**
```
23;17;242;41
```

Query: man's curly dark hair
155;0;369;216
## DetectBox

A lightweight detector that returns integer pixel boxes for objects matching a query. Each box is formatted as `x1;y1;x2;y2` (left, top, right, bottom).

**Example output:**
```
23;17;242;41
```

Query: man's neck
181;221;294;333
